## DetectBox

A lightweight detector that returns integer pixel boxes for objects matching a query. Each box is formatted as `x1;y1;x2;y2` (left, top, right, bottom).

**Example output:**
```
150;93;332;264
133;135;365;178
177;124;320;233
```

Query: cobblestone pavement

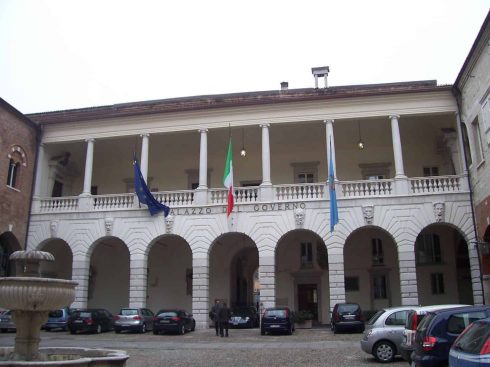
0;327;409;367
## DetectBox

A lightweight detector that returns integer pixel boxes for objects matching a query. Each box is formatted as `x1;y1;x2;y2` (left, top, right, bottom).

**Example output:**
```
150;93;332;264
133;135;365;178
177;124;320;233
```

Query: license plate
270;325;280;328
160;320;169;323
232;322;239;325
344;315;355;320
74;320;83;323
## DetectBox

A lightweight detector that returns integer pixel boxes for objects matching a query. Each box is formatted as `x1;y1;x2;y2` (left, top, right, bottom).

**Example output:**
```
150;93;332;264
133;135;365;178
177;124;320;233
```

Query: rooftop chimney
311;66;330;88
280;81;289;91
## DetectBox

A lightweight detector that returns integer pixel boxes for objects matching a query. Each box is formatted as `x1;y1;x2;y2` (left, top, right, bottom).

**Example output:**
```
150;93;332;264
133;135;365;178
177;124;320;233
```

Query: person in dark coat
218;301;231;337
209;299;221;336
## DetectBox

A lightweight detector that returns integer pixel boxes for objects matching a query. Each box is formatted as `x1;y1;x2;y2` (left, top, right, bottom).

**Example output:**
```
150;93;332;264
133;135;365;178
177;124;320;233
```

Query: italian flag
223;139;234;216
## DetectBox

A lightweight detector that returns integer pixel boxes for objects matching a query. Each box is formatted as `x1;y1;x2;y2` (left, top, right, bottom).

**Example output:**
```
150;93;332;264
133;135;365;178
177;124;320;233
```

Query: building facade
25;80;483;329
455;11;490;303
0;97;40;276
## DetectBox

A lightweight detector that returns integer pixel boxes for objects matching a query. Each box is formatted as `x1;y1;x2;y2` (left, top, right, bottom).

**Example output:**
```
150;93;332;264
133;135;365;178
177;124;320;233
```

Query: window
461;122;473;167
359;162;391;180
345;276;359;291
6;159;19;188
447;311;487;334
372;238;384;265
423;167;439;176
367;175;385;180
300;242;313;268
52;180;63;197
291;162;319;184
373;274;387;299
416;234;442;264
186;269;193;295
471;117;484;164
431;273;445;294
297;173;314;183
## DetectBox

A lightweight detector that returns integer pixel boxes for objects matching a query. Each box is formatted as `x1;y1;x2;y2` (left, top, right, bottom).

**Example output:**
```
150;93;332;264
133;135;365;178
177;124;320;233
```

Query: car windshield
233;308;254;316
120;309;138;316
158;311;178;317
338;304;359;313
367;310;385;325
453;322;490;354
265;310;286;317
49;310;63;318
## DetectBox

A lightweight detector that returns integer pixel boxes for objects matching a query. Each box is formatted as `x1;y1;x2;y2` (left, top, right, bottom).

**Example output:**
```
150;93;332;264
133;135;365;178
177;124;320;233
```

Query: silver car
360;306;414;363
114;308;154;333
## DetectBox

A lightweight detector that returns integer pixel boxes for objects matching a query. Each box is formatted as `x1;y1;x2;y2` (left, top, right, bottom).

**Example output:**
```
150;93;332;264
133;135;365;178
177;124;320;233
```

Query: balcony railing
33;175;467;214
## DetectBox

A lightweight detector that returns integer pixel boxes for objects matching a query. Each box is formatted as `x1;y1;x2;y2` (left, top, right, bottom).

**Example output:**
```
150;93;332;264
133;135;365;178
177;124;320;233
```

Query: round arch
209;232;258;309
415;223;473;305
37;238;73;280
146;234;192;312
0;231;21;276
344;225;400;316
276;229;329;324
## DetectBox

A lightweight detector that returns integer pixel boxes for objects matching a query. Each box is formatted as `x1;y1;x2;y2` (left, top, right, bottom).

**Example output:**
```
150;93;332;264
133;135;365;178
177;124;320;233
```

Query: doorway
297;284;318;321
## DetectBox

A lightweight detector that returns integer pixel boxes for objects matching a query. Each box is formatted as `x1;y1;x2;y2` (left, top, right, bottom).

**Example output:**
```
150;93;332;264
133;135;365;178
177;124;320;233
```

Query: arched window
6;159;19;188
6;145;27;190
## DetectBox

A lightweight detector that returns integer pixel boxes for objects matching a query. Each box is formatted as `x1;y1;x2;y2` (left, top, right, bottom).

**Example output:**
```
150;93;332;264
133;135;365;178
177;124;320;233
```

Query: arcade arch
0;232;20;277
38;239;73;279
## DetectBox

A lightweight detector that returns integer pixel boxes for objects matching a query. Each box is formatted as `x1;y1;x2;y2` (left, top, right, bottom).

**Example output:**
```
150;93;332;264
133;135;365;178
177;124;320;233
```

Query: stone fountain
0;250;128;366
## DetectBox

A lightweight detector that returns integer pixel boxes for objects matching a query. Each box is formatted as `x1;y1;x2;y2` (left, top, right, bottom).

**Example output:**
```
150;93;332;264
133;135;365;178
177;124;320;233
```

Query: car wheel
96;324;102;334
141;323;146;333
374;341;396;363
153;329;158;335
287;324;293;335
70;330;76;335
191;321;195;332
180;324;185;335
115;328;121;334
45;327;50;332
333;324;339;334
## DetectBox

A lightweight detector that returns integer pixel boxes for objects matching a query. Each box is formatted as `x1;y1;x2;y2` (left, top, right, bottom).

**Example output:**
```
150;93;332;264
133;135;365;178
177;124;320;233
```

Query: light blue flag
328;138;339;232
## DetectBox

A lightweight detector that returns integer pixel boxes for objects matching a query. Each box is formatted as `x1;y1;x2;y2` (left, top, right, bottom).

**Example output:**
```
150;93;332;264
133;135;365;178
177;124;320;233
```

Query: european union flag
133;158;170;217
328;138;339;232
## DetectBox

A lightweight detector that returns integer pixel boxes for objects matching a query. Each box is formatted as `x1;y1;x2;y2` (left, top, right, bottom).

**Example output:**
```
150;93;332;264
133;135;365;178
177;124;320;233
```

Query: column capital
85;138;95;143
140;133;150;138
323;119;335;125
389;114;400;120
260;123;270;128
198;128;208;133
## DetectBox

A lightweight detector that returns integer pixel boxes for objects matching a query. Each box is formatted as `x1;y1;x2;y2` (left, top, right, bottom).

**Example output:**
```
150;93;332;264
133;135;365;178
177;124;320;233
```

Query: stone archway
146;235;192;312
38;239;73;279
415;224;473;305
344;227;400;316
276;229;329;324
87;237;130;314
0;232;21;277
209;233;258;309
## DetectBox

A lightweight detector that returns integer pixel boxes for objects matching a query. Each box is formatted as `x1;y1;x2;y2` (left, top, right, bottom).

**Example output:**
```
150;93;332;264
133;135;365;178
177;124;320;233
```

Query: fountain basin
0;278;77;311
0;347;129;366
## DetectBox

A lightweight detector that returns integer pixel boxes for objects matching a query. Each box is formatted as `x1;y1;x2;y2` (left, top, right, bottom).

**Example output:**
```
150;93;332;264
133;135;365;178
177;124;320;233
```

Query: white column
260;123;272;186
327;244;345;314
455;113;470;189
198;129;208;189
324;119;337;179
390;115;406;178
33;143;44;198
140;133;149;182
397;243;419;306
81;138;95;195
128;253;148;308
71;254;90;310
259;253;276;310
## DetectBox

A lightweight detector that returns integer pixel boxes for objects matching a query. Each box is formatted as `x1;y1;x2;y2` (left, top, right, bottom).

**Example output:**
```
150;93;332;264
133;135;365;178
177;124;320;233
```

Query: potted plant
292;310;314;329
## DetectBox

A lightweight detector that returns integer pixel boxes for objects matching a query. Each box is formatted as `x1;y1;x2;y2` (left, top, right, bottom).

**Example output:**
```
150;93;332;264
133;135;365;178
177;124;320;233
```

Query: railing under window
153;190;194;206
39;196;79;212
409;175;461;194
93;193;135;210
275;183;325;201
209;186;259;204
341;179;393;197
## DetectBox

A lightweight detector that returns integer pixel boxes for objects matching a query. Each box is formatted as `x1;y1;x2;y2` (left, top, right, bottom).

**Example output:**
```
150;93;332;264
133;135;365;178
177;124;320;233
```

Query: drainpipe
452;85;485;304
24;122;42;251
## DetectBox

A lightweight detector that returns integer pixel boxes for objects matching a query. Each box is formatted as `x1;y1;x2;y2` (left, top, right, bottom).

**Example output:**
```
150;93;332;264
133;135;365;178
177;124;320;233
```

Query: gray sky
1;0;489;114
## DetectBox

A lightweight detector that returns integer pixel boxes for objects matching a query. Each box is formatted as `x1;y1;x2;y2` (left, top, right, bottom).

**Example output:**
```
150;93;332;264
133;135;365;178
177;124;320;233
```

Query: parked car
261;307;294;335
360;306;414;363
230;306;259;328
153;309;195;335
43;307;72;331
0;310;16;332
399;304;469;364
114;307;154;333
412;305;490;367
449;317;490;367
331;303;364;333
68;308;114;334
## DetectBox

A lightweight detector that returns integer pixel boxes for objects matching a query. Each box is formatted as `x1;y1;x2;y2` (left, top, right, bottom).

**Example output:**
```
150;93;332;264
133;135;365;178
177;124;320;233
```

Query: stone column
81;138;95;196
140;133;150;182
327;245;345;314
192;251;209;329
397;242;419;306
468;242;484;305
129;253;148;308
194;129;209;205
260;123;273;201
455;113;470;191
259;250;276;310
33;143;44;198
71;254;90;309
324;119;337;179
390;115;409;194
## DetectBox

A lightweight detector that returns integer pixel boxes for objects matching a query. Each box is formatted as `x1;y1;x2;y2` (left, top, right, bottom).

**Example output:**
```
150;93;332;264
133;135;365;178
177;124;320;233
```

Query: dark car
68;308;114;334
44;307;71;331
412;305;490;367
331;303;364;333
230;306;260;328
449;317;490;367
0;310;16;332
153;309;195;335
261;307;294;335
114;308;154;333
